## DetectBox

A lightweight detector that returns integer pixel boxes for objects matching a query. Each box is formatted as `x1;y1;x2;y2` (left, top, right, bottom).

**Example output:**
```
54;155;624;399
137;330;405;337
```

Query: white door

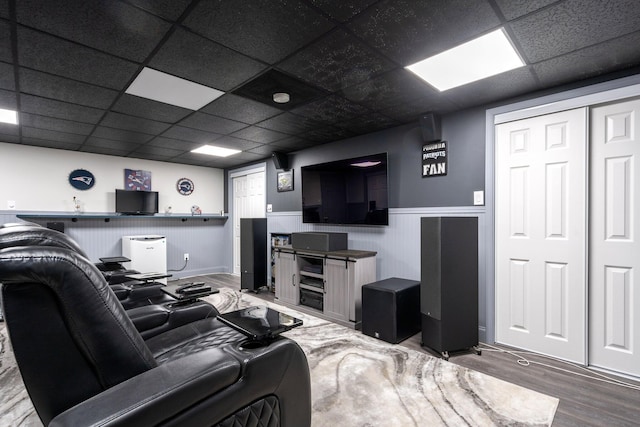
589;99;640;376
495;108;587;364
232;170;265;275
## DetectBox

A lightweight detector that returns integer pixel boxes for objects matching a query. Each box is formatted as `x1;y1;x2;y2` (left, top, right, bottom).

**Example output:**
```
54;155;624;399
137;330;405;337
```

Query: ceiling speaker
420;113;441;142
272;152;289;170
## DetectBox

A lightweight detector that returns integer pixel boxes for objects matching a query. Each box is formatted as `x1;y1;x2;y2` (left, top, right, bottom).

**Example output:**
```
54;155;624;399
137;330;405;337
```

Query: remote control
179;285;211;295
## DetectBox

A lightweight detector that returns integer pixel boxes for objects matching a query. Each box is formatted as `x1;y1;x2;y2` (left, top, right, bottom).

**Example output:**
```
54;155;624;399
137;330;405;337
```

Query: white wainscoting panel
0;212;229;278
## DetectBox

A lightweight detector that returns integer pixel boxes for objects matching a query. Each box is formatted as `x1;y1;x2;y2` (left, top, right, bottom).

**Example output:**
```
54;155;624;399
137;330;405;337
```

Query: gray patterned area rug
207;289;558;427
0;288;558;426
0;324;38;426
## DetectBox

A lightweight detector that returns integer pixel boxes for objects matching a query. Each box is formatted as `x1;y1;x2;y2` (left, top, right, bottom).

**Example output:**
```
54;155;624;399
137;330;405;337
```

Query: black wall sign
422;141;447;177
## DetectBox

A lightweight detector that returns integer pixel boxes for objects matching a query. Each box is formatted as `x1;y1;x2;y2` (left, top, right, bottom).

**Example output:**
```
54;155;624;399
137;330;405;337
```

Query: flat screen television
115;189;159;215
302;152;389;226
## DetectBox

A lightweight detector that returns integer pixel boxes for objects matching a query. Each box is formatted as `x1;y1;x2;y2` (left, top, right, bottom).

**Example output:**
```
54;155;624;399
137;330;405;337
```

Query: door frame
484;74;640;345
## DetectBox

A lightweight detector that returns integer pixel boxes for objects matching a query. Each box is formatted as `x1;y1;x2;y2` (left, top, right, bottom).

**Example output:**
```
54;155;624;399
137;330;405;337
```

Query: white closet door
590;99;640;376
496;108;587;364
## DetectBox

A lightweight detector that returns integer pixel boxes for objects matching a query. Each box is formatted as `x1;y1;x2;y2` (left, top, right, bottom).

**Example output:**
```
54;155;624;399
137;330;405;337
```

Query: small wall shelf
16;213;228;223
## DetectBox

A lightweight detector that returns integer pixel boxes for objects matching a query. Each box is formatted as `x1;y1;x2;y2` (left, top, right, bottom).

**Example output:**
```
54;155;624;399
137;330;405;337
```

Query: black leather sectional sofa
0;223;311;426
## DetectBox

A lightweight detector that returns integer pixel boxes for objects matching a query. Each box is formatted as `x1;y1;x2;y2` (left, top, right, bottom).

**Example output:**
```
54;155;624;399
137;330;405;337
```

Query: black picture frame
277;170;294;192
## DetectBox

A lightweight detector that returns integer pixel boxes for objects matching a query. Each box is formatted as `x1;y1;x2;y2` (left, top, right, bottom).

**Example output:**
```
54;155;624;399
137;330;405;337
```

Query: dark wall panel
267;107;486;211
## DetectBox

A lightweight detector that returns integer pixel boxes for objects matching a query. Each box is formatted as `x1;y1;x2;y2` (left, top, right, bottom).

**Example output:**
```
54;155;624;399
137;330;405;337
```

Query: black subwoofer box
362;278;421;344
291;232;347;252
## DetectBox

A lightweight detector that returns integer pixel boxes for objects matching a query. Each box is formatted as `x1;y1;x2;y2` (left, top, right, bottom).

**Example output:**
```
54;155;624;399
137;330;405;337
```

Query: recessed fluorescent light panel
0;108;18;124
351;161;381;167
406;29;524;91
125;67;224;110
191;145;241;157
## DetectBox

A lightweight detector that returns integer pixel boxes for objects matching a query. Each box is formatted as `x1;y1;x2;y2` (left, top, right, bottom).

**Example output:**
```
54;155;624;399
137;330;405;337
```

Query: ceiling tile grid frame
0;0;637;168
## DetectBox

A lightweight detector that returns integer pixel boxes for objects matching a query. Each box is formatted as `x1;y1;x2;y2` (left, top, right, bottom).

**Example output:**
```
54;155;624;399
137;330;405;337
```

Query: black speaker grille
272;152;288;170
420;113;441;142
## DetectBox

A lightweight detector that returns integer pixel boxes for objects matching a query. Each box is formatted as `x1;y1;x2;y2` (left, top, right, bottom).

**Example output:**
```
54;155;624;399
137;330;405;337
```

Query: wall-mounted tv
302;152;389;226
115;189;159;215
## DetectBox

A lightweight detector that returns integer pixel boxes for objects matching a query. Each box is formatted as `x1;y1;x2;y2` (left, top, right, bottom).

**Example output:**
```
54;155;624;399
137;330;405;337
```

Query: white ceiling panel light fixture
125;67;224;110
0;108;18;125
406;28;525;91
351;161;381;167
191;145;241;157
272;92;290;103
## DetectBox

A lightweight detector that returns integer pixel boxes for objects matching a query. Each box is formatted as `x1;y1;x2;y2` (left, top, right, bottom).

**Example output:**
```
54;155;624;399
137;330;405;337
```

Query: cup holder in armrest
239;339;270;350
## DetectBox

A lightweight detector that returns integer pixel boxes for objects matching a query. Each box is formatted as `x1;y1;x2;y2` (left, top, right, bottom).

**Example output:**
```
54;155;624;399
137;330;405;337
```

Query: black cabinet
240;218;267;291
420;217;479;360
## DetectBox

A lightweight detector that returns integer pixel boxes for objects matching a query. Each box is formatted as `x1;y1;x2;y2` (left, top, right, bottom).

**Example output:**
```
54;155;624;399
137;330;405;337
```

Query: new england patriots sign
422;141;447;177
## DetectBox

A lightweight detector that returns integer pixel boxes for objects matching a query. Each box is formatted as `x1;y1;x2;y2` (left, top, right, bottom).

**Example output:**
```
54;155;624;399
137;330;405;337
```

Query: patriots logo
71;176;93;186
69;169;96;190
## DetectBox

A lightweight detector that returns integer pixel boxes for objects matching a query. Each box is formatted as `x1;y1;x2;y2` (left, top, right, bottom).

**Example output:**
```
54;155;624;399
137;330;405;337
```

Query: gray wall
267;107;486;211
0;212;230;278
254;106;489;339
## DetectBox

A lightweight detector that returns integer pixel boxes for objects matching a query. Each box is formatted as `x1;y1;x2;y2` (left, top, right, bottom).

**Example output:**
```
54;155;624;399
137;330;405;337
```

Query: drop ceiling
1;0;640;169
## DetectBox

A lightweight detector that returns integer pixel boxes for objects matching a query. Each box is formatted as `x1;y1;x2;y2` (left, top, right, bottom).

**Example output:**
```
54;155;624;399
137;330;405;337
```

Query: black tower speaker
420;113;441;142
420;217;478;360
272;152;288;170
240;218;267;291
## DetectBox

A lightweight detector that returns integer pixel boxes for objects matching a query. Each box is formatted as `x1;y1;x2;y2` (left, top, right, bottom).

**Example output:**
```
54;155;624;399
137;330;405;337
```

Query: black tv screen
115;189;159;215
302;153;389;226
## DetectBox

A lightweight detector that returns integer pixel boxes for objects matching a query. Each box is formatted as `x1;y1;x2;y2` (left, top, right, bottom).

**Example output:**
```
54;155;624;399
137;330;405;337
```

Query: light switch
266;204;273;213
473;191;484;206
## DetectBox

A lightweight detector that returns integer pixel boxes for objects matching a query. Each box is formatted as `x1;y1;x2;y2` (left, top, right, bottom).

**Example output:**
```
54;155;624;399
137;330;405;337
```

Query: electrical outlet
184;253;189;261
7;200;16;209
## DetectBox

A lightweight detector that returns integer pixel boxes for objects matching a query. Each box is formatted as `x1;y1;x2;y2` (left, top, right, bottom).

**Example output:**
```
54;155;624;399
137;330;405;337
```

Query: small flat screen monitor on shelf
301;152;389;226
115;189;159;215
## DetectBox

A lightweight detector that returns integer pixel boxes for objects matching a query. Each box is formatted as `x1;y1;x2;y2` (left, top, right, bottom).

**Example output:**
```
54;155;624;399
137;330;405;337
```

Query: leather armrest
127;305;170;331
103;270;139;284
110;283;169;303
48;348;241;427
110;284;131;300
108;281;164;300
127;302;217;338
127;283;165;299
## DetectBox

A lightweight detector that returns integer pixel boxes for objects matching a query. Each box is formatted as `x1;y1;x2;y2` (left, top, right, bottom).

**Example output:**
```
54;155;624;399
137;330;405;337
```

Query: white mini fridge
122;235;167;284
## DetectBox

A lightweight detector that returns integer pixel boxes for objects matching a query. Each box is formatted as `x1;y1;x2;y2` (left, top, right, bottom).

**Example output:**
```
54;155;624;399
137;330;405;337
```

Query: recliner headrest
0;224;88;257
0;246;157;385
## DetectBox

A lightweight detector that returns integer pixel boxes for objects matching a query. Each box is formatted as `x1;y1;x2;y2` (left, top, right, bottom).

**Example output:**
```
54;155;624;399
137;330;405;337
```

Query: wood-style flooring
179;274;640;427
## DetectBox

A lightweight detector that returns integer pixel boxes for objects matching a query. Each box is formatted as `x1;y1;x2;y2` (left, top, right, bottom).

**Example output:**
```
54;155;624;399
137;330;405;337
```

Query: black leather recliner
0;223;171;306
0;245;311;426
0;224;218;339
94;256;142;284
